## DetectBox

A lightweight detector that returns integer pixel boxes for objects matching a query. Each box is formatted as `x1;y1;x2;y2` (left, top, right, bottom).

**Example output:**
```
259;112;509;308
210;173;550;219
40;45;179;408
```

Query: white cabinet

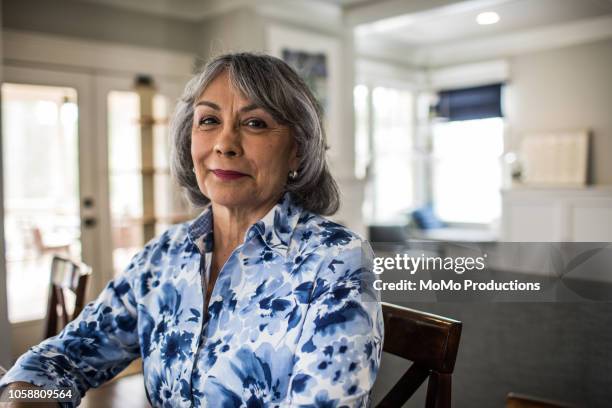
501;187;612;241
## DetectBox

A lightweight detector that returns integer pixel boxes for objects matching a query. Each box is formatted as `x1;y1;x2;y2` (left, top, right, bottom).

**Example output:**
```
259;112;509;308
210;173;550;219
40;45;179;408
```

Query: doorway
1;65;192;358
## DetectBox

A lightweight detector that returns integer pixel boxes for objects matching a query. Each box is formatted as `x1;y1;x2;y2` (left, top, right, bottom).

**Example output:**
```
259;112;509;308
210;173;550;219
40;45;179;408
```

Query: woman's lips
211;169;248;181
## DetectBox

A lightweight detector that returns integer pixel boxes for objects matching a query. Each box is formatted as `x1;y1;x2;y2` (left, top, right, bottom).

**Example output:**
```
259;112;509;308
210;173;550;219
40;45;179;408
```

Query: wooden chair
45;255;92;338
376;303;462;408
506;393;575;408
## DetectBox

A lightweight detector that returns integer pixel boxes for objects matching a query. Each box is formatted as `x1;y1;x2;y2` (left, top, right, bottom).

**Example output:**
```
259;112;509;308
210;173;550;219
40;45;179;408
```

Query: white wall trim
412;15;612;67
355;35;419;67
255;0;342;30
427;59;510;90
356;58;425;89
78;0;342;24
78;0;246;21
346;0;484;26
2;29;195;79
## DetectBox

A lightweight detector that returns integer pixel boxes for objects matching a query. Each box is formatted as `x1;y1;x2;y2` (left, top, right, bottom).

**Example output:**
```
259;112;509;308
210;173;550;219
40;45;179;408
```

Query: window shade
435;83;503;121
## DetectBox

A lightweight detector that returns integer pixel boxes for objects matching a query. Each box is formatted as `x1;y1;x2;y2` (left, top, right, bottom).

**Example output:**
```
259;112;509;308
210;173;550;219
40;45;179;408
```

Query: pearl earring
288;170;298;180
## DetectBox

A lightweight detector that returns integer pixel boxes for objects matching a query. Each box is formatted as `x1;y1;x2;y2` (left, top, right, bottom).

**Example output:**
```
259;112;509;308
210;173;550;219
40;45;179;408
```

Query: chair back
45;255;92;338
376;303;462;408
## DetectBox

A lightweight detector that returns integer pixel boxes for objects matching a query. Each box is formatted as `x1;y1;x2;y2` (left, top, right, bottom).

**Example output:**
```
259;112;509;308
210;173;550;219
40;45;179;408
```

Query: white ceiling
75;0;345;20
355;0;612;46
72;0;612;63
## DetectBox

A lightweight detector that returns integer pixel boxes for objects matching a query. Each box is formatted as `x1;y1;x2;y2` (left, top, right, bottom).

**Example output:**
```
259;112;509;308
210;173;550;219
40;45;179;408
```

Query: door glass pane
371;86;414;224
108;91;143;276
1;83;81;323
108;91;191;276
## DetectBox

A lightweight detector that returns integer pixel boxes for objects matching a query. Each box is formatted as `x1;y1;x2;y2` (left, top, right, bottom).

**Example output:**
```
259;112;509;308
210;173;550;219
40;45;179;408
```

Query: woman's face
191;71;298;213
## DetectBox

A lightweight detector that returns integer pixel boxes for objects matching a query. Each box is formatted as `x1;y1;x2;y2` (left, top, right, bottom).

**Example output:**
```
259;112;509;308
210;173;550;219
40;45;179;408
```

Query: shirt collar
186;192;303;257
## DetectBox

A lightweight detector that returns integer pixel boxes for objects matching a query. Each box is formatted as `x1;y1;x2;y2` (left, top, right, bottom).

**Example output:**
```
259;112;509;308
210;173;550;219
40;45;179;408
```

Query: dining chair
506;392;575;408
376;303;462;408
31;226;72;256
45;255;92;339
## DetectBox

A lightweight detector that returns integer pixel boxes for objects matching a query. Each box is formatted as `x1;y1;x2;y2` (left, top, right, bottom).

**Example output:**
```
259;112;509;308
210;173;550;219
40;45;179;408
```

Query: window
429;83;505;225
431;117;504;224
355;85;415;224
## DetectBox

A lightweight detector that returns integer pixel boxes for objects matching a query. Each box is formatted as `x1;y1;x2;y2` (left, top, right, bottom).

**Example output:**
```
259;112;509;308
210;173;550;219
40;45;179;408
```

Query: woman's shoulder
292;212;378;305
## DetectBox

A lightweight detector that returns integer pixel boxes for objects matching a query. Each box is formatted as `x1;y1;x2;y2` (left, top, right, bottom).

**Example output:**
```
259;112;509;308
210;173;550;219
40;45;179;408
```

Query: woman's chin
208;192;254;209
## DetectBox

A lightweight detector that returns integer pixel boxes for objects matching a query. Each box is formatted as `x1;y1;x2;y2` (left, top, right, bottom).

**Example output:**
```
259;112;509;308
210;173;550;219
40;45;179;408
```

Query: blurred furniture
0;364;6;380
368;225;409;253
408;227;497;243
376;303;462;408
32;227;72;255
409;204;497;243
80;374;150;408
45;255;92;338
501;187;612;241
506;392;574;408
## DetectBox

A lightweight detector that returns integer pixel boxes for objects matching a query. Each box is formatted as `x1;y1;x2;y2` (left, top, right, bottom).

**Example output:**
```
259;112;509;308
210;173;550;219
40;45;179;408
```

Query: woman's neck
211;200;277;254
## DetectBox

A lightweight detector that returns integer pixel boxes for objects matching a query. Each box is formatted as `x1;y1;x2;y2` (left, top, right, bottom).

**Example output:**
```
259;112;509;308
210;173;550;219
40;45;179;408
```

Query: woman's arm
0;248;151;407
285;241;384;408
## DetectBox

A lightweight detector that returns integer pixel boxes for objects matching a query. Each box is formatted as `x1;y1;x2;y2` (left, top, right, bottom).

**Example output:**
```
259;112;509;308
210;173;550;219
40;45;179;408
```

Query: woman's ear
289;139;300;171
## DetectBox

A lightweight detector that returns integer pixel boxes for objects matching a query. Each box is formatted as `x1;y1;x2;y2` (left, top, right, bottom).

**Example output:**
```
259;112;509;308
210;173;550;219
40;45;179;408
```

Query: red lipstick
211;169;248;181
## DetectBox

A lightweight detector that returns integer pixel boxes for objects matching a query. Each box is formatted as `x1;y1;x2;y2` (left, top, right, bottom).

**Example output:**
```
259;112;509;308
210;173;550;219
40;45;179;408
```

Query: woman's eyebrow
194;100;261;113
239;103;260;113
195;100;220;110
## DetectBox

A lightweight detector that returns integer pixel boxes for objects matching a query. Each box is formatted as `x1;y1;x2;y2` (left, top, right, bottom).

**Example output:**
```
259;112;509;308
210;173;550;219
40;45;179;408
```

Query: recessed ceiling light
476;11;500;25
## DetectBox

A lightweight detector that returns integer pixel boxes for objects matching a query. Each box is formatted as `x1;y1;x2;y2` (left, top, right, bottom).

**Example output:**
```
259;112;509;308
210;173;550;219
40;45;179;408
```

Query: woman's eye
244;118;267;129
198;116;218;126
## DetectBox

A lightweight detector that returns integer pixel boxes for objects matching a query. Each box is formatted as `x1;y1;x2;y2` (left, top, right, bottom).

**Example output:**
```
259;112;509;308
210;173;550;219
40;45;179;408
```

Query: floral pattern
0;193;383;407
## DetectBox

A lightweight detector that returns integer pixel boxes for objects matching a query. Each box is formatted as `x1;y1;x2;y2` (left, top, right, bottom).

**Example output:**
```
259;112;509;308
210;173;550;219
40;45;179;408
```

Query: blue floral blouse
0;193;383;407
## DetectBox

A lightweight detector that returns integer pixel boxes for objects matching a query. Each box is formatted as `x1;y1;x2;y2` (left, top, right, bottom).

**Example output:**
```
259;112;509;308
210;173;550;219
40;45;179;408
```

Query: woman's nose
214;123;243;157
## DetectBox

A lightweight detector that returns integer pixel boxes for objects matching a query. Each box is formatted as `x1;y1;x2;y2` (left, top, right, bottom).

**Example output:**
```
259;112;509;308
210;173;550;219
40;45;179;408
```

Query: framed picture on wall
519;130;590;187
266;25;342;163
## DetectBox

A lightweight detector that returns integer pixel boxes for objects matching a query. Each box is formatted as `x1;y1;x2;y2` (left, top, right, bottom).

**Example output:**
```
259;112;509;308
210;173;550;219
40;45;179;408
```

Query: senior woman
0;53;383;407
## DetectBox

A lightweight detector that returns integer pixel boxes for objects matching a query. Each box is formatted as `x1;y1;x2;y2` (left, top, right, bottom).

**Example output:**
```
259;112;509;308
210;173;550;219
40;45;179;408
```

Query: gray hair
170;52;340;215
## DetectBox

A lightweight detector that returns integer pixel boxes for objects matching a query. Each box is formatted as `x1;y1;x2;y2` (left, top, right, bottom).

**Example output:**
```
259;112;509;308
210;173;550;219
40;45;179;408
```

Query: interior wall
506;38;612;184
2;0;200;54
197;8;266;62
0;0;13;368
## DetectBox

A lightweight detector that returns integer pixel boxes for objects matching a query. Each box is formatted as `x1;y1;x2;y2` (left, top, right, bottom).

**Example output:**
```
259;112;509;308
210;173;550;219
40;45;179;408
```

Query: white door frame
2;64;99;357
93;74;186;292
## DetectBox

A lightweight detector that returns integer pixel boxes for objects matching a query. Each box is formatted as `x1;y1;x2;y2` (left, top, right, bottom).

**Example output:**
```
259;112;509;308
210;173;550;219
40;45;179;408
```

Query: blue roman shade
435;83;503;121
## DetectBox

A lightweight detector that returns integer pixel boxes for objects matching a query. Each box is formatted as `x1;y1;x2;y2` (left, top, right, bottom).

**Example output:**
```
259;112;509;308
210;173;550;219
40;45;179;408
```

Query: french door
94;74;191;286
1;65;190;357
1;66;98;355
